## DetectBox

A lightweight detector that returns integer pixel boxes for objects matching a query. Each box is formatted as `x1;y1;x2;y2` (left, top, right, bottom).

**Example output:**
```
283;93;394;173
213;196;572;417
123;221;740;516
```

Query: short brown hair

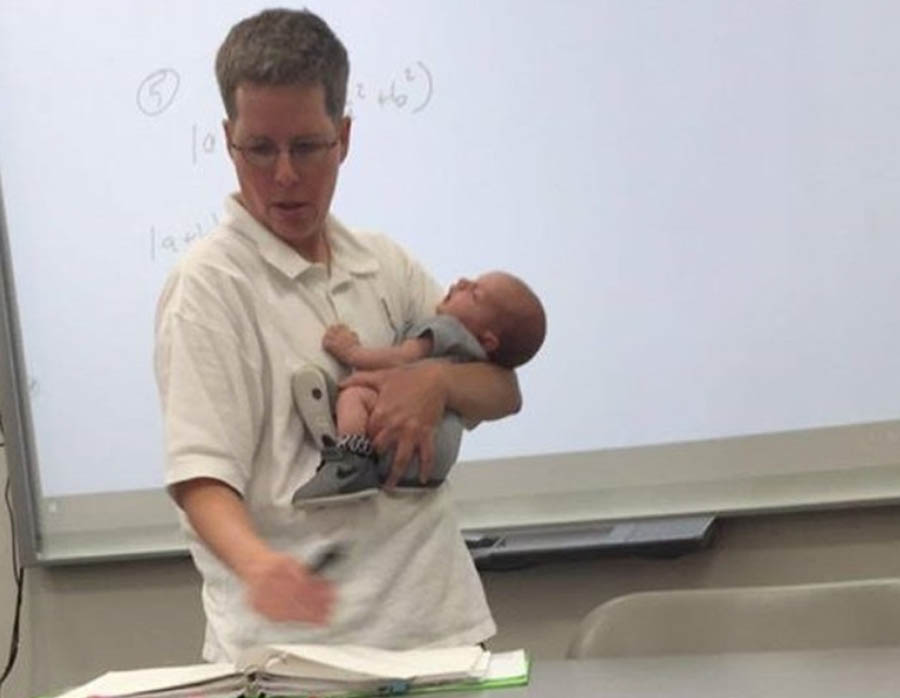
489;273;547;369
215;8;349;121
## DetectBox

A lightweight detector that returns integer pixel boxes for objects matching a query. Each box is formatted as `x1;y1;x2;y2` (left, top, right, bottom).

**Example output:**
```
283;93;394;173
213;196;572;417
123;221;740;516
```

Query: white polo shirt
155;196;495;662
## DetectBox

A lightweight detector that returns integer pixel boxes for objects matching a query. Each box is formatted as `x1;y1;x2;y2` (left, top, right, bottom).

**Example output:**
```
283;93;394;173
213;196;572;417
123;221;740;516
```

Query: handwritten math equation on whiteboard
137;62;435;262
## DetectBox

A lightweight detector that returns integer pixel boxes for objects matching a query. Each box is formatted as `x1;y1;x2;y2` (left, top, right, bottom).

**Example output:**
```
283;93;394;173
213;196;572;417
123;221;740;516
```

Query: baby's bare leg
335;384;378;437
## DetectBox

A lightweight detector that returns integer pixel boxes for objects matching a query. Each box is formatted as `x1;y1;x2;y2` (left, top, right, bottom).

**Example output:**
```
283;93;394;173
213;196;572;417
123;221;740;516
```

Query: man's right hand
242;550;336;624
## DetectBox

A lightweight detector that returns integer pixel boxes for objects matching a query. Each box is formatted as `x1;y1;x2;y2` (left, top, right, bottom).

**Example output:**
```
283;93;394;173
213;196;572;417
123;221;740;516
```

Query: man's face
224;83;350;262
437;272;512;337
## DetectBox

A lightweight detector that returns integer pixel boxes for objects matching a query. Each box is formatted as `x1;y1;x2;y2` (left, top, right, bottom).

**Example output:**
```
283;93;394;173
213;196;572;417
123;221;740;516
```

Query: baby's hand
323;324;361;363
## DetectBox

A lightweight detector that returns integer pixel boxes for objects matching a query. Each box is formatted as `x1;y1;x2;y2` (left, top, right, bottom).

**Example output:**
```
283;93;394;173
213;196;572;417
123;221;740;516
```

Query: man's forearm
172;477;274;580
172;477;335;623
440;361;522;422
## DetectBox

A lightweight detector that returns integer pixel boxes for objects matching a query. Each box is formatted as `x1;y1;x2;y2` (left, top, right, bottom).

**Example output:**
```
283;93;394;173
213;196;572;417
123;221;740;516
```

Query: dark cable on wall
0;413;26;694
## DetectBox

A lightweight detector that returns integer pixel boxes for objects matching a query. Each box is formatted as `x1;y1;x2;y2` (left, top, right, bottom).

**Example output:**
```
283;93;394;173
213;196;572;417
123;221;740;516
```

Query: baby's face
436;272;514;336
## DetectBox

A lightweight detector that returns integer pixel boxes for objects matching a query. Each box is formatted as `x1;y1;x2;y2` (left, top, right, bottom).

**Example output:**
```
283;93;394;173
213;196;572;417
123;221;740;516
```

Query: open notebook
57;644;529;698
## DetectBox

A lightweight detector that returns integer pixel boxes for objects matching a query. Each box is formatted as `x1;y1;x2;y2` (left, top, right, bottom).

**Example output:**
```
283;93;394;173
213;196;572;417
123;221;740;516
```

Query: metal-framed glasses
228;138;340;171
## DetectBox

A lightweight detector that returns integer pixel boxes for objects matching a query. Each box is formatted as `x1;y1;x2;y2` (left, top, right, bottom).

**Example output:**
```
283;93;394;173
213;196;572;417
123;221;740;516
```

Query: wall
2;443;899;698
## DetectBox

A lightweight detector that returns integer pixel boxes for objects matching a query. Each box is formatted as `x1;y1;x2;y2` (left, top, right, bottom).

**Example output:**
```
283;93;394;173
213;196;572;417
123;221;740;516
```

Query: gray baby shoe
292;448;380;507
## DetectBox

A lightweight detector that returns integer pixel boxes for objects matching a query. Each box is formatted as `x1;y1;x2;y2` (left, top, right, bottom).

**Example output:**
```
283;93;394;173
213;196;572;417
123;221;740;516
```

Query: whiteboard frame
0;174;43;566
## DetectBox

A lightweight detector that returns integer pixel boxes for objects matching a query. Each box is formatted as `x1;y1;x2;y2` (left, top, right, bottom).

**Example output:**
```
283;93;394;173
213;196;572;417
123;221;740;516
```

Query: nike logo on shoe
337;464;359;479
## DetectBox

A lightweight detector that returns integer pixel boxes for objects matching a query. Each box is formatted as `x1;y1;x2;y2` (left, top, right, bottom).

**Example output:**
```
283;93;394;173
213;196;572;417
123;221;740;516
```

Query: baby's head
437;271;546;368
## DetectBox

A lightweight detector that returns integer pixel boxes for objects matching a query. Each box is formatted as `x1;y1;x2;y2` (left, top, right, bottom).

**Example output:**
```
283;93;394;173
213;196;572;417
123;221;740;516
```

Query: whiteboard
2;0;900;563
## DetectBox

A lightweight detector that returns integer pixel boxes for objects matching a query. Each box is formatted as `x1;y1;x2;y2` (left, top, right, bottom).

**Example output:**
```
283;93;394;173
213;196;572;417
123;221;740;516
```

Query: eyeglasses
228;138;340;171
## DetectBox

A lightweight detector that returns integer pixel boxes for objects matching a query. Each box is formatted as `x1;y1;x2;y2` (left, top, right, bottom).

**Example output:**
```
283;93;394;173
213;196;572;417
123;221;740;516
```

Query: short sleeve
410;315;487;362
154;266;264;497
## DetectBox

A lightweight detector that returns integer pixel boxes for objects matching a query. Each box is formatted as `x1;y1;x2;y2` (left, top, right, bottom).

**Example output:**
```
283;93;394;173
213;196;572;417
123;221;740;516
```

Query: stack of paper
57;644;529;698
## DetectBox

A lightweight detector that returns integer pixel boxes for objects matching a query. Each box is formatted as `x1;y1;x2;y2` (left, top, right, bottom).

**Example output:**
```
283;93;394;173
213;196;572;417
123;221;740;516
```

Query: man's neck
293;234;331;271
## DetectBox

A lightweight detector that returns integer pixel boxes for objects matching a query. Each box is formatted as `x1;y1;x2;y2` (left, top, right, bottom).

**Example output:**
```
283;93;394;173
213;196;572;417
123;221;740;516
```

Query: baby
292;270;546;504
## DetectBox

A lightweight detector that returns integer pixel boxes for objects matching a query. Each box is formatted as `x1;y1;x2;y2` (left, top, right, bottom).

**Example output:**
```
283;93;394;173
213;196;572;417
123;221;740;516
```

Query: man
154;8;520;662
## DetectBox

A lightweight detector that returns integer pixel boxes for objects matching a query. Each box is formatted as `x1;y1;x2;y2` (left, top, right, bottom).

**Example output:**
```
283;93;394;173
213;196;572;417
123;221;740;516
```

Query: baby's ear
479;330;499;355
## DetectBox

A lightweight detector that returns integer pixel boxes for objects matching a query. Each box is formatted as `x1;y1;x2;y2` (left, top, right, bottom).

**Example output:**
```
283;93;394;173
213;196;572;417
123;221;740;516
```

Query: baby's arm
323;324;433;369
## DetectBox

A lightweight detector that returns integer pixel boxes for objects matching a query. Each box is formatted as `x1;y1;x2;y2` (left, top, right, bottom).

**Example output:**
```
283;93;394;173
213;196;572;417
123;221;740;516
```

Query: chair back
567;578;900;658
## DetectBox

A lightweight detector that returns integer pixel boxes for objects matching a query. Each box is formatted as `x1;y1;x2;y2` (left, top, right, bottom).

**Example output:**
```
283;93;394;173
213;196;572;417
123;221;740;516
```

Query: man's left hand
339;361;447;487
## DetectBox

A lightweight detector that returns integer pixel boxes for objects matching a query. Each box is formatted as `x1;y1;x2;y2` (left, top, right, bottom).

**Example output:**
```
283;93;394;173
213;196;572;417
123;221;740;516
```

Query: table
453;647;900;697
